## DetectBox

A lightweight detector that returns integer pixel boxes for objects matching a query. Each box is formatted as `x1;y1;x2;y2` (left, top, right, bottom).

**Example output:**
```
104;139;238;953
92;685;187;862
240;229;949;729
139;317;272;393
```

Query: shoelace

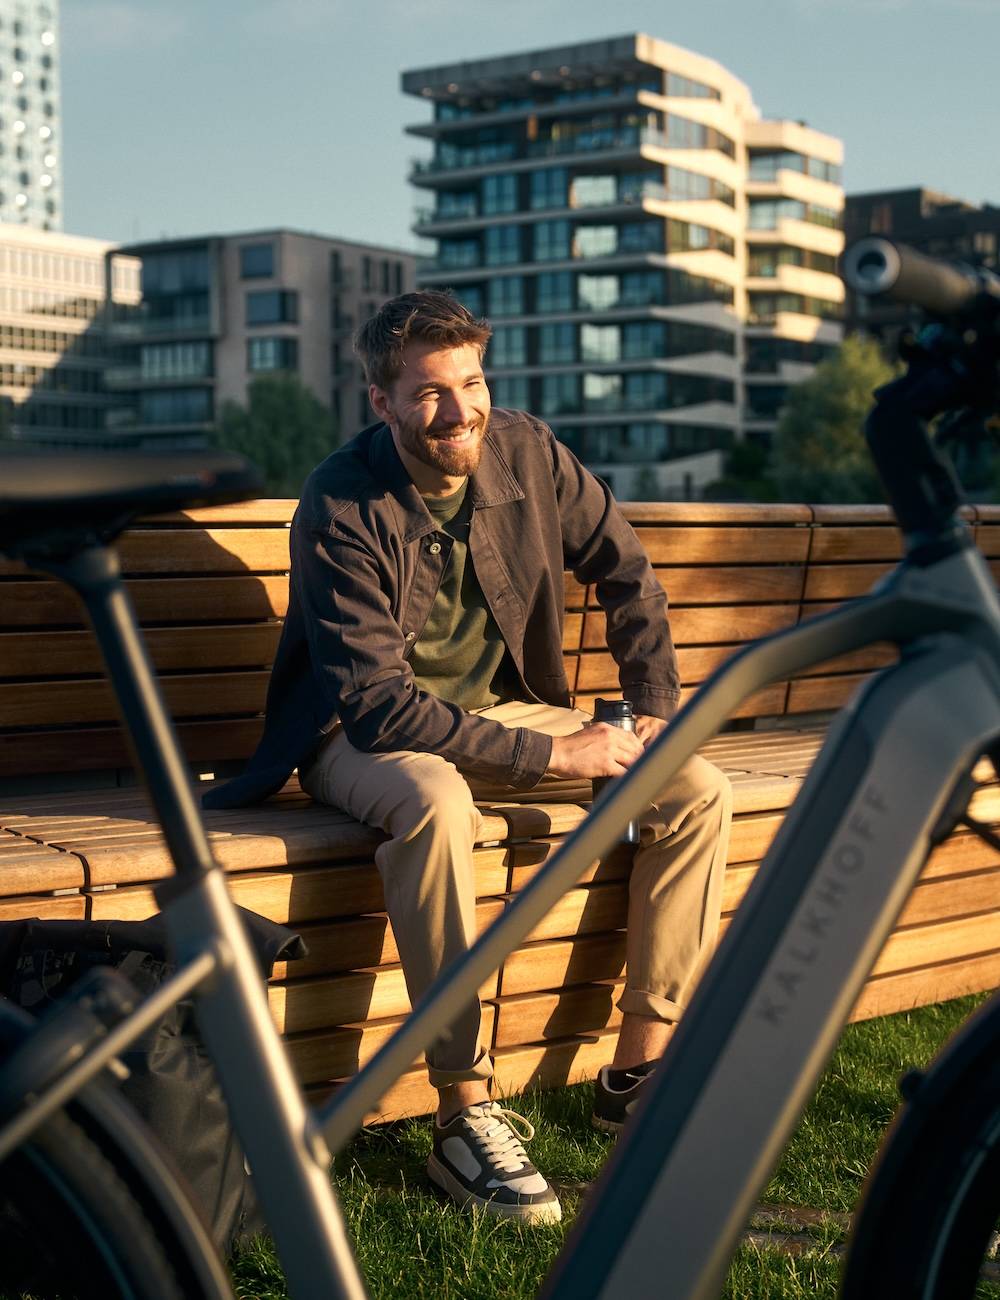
462;1103;535;1175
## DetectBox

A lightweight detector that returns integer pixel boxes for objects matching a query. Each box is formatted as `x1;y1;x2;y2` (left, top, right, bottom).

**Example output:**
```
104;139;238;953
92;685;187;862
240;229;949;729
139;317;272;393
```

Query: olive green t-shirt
409;482;517;710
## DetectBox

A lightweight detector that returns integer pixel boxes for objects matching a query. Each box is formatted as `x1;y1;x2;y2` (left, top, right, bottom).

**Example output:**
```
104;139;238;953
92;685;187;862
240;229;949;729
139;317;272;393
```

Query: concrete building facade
404;33;844;497
105;229;416;447
0;0;61;231
0;222;139;444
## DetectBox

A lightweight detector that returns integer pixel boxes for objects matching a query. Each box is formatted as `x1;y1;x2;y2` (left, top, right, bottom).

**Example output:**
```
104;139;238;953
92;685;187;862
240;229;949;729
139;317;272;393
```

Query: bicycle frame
5;522;1000;1300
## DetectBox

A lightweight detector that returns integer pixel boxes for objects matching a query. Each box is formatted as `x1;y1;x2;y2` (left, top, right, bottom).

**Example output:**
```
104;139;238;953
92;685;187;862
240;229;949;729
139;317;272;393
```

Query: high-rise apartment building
0;222;139;444
104;229;416;447
0;0;61;231
404;34;844;496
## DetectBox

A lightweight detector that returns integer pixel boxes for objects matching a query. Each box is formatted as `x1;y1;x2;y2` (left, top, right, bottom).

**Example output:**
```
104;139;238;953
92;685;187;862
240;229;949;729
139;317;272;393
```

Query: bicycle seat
0;448;264;559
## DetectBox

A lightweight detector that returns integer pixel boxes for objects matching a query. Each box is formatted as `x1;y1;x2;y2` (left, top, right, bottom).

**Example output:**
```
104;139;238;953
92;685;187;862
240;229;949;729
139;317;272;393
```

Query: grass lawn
231;991;998;1300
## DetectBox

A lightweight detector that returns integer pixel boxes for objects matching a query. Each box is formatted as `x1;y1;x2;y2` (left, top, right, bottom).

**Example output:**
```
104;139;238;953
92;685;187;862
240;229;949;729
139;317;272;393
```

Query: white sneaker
427;1102;562;1224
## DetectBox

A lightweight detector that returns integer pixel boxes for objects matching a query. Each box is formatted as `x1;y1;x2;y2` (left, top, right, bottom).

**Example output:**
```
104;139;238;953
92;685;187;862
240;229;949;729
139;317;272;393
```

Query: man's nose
438;387;477;427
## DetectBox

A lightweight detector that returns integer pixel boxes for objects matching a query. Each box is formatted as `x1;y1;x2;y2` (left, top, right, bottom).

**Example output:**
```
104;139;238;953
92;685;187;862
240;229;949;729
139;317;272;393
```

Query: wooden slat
0;895;87;921
0;625;282;678
849;951;1000;1022
492;983;623;1047
145;500;297;525
0;576;291;628
632;526;810;565
0;671;270;727
650;566;806;606
974;525;1000;557
786;674;866;713
0;718;264;779
576;646;742;691
573;683;789;722
499;933;627;996
808;527;903;563
802;564;894;602
286;1004;499;1086
621;503;812;525
581;604;797;651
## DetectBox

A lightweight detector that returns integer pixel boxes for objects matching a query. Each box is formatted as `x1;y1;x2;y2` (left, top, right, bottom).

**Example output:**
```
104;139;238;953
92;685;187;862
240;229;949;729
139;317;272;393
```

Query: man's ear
369;384;392;423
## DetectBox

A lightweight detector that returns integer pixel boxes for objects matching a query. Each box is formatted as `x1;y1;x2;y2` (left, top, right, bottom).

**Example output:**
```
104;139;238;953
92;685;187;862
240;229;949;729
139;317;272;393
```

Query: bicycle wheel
840;993;1000;1299
0;1003;233;1300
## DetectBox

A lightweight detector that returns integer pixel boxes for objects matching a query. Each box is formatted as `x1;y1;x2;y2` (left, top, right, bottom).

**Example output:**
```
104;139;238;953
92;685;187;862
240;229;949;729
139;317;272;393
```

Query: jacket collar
369;415;525;545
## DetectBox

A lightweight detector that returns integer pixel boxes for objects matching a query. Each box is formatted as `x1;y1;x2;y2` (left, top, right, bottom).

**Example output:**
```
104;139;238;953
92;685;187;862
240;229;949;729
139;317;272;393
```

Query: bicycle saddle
0;448;263;559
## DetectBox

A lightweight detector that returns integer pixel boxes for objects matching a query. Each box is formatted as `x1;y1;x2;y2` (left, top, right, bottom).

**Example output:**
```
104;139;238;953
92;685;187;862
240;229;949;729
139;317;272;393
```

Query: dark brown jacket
204;408;679;808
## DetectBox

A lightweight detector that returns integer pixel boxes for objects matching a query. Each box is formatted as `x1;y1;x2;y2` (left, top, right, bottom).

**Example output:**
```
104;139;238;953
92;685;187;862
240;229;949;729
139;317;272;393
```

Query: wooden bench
1;502;998;1123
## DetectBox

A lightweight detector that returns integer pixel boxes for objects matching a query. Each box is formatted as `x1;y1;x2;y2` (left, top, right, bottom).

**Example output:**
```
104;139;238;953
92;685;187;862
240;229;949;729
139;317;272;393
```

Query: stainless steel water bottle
592;697;641;845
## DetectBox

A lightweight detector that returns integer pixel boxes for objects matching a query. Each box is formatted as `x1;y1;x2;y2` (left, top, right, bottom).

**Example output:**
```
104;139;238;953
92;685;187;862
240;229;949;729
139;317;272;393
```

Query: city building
844;187;1000;343
0;0;62;231
104;229;416;447
404;33;844;496
0;221;139;444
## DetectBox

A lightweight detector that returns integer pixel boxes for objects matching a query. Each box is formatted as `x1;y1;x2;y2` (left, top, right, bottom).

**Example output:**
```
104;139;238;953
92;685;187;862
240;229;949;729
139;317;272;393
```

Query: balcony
410;126;672;181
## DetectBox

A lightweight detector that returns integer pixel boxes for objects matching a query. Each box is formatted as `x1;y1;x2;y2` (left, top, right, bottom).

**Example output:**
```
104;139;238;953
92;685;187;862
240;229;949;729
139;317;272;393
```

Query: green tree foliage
212;373;338;497
702;440;779;503
769;334;895;504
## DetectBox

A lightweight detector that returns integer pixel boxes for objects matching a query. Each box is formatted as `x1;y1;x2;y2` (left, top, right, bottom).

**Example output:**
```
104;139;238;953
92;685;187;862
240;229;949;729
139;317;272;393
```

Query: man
206;290;731;1225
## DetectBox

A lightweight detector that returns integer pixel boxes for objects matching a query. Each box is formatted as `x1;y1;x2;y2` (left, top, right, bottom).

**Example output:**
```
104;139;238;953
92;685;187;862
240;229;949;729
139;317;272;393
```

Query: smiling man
206;291;732;1223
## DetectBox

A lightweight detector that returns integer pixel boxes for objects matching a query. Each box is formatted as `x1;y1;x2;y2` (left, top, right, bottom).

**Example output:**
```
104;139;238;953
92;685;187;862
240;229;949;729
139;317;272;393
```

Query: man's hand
547;722;644;779
635;714;670;748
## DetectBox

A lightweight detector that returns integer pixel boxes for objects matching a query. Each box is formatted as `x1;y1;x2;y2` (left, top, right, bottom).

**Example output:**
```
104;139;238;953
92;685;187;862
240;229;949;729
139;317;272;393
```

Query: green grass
226;992;998;1300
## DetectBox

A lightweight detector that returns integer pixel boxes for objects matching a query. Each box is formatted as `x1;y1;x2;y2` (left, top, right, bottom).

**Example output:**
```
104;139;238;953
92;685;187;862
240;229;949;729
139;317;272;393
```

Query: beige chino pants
299;701;732;1089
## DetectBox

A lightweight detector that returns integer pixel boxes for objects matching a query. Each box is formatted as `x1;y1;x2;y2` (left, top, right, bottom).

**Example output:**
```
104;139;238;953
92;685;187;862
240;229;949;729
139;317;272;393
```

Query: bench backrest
1;501;995;787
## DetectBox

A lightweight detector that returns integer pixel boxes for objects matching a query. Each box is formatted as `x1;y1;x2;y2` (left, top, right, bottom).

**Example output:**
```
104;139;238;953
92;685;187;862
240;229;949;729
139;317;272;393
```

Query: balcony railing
411;126;673;177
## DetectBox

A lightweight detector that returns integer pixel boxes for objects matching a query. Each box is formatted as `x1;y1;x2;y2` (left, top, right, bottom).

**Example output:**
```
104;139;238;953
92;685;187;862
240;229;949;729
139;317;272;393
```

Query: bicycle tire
0;1001;233;1300
840;993;1000;1300
1;1103;189;1300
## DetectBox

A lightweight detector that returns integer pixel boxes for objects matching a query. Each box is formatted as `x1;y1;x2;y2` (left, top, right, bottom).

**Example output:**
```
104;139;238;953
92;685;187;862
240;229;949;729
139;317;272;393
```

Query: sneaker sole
591;1113;624;1136
426;1153;562;1224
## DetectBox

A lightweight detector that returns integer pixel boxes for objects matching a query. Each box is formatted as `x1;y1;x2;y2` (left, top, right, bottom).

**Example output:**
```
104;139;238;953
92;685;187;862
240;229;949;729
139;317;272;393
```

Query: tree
769;334;896;504
702;439;779;503
212;373;338;496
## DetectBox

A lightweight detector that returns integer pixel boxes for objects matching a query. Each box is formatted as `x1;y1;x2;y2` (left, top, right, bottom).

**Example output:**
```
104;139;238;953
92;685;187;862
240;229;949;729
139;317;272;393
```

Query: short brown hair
354;290;492;392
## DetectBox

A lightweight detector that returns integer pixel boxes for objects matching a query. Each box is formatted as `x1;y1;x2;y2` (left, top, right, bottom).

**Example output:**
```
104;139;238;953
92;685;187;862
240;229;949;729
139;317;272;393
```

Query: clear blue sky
61;0;996;252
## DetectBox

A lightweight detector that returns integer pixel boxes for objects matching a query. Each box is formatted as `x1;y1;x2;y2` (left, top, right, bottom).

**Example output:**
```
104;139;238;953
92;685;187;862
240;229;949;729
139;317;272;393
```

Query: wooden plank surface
581;604;798;651
633;527;811;566
0;624;283;678
0;576;291;628
0;671;271;727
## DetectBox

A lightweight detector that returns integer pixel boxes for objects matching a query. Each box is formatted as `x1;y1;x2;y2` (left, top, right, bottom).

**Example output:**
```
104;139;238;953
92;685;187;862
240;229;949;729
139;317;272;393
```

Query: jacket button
428;540;442;554
404;631;416;642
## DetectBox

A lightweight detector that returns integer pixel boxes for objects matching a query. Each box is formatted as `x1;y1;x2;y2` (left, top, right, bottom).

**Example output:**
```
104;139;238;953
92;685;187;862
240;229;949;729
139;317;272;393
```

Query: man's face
372;340;491;481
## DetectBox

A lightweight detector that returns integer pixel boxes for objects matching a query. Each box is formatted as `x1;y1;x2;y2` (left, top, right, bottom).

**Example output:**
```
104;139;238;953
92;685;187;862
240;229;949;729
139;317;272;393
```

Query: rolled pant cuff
426;1047;494;1089
617;987;684;1023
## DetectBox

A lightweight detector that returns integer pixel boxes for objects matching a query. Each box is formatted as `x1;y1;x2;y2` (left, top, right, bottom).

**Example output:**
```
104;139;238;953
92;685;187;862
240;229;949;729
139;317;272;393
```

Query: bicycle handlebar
842;237;1000;316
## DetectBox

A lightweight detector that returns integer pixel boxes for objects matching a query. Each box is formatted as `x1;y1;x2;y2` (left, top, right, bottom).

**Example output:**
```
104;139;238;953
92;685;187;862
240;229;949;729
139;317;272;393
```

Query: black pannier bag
0;907;307;1254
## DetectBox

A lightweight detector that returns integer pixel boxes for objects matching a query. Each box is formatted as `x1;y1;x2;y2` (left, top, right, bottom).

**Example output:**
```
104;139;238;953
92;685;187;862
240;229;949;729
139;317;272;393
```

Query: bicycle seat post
37;540;217;883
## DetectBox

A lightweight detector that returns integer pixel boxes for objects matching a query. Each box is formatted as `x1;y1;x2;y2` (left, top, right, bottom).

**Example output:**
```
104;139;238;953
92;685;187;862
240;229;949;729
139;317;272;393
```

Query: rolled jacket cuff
616;986;684;1024
426;1047;494;1089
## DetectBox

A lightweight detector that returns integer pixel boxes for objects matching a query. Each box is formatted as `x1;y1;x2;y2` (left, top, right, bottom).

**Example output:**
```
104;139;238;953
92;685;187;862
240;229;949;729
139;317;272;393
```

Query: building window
583;372;623;412
489;325;527;368
240;242;275;278
491;374;530;408
581;323;620;363
247;336;299;372
530;167;568;211
569;175;617;209
140;340;212;381
362;256;373;291
139;387;212;426
482;173;518;214
533;219;571;261
535;271;574;313
574;225;617;259
541;372;580;416
539;321;575;364
624;371;668;410
455;284;485;317
142;247;211;294
578;273;619;311
439;237;480;269
487;275;524;316
246;289;298;325
484;224;521;265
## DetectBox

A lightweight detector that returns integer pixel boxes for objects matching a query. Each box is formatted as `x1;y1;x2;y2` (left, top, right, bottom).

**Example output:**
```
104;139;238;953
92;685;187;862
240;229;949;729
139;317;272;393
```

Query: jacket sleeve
542;422;681;720
290;518;553;788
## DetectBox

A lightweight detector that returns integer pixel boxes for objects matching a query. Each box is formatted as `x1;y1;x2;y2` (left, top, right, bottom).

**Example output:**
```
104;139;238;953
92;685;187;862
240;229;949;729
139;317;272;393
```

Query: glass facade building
405;34;845;495
0;0;61;230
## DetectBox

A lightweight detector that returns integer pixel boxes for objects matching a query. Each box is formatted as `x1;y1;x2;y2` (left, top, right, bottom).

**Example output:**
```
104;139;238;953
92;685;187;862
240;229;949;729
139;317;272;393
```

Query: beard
394;409;488;478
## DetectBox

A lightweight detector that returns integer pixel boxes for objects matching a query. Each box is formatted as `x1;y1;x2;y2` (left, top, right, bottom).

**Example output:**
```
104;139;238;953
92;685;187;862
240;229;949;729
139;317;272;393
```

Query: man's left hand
634;714;671;748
